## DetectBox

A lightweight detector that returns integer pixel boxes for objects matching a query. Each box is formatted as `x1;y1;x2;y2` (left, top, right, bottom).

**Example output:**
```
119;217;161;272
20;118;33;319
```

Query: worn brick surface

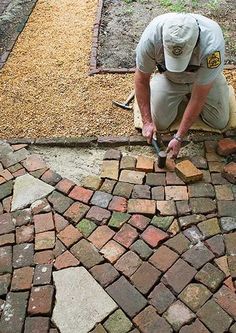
108;211;131;229
101;240;126;263
113;223;138;248
0;213;15;235
90;263;120;287
141;226;169;247
136;155;154;172
108;196;127;212
52;239;66;258
228;255;236;278
31;199;51;215
13;243;34;268
179;319;210;333
48;191;73;214
33;264;52;285
33;212;54;233
191;155;208;169
130;262;161;294
34;250;54;265
113;181;133;198
88;225;115;249
149;282;176;314
165;186;188;201
156;200;177;216
214;285;236;319
222;162;236;184
86;206;111;224
217;138;236;156
166;171;185;185
57;224;82;247
64;201;90;223
0;180;13;200
114;251;142;277
188;183;215;198
195;262;225;291
16;225;34;244
205;234;225;257
218;200;236;217
35;231;55;250
215;184;234;200
41;169;62;185
28;285;54;315
55;178;75;194
0;274;11;295
128;214;150;230
149;245;178;272
68;185;93;203
208;161;224;172
146;173;166;186
90;191;113;208
54;250;79;270
182;244;214;269
151;216;174;231
22;154;47;172
104;149;121;160
99;178;116;193
130;239;153;260
176;200;191;216
220;217;236;232
77;218;97;237
224;232;236;255
132;184;151;199
179;283;212;312
71;239;103;268
190;198;216;214
120;155;136;170
81;175;103;191
54;213;69;232
179;214;205;228
119;170;145;184
0;232;15;246
165;233;190;254
175;160;203;183
11;266;34;291
198;218;221;237
163;300;195;331
151;186;165;200
103;309;132;333
24;317;50;333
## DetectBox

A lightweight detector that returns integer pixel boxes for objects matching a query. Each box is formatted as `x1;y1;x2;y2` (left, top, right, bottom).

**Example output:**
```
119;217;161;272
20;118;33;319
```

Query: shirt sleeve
136;39;156;74
195;49;224;85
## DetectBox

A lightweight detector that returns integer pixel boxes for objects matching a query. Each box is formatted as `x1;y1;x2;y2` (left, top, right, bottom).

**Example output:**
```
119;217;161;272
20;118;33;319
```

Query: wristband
173;134;183;142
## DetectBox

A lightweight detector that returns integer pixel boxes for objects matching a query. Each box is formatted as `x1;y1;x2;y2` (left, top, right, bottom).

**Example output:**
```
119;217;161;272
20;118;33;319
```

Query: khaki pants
150;73;229;130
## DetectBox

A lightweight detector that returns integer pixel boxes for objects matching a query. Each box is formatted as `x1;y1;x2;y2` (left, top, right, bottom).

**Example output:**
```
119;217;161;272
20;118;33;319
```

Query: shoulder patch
207;51;221;69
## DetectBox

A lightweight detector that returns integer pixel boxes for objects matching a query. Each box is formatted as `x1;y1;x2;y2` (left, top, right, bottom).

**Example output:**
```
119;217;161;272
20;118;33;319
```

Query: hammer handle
152;138;161;154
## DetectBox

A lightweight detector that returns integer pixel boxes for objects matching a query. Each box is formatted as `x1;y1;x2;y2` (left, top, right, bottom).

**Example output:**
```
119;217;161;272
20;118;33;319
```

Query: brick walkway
0;140;236;333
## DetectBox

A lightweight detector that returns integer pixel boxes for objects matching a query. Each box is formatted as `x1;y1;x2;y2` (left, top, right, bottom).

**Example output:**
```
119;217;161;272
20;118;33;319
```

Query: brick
151;216;174;231
222;162;236;184
41;169;62;185
230;323;236;333
86;206;111;225
166;171;185;185
31;199;51;214
15;225;34;244
190;198;216;214
55;178;75;194
200;170;212;183
108;211;131;229
214;256;230;277
2;196;12;212
163;300;195;331
0;233;15;246
106;276;147;317
191;155;208;169
131;262;161;294
136;155;154;172
76;218;97;237
81;175;103;191
11;266;34;290
113;181;133;198
0;169;13;181
128;214;150;230
154;158;175;172
149;282;175;314
214;285;236;319
35;230;55;252
212;172;230;185
197;300;233;333
208;161;224;172
52;238;66;257
195;262;225;291
0;291;29;333
179;319;210;333
183;226;203;243
130;239;153;260
33;264;52;285
103;149;121;160
217;138;236;156
24;317;50;333
91;324;107;333
54;213;69;232
22;154;47;171
168;219;180;235
224;276;235;292
205;234;225;257
70;239;103;268
156;200;177;216
206;152;224;162
1;148;28;168
33;212;54;233
104;309;132;333
0;213;15;235
165;186;188;201
215;184;234;200
179;283;212;312
162;258;197;293
134;305;172;333
182;244;214;269
151;186;165;200
48;191;73;214
141;226;169;247
114;251;142;277
54;250;79;270
13;243;34;268
149;245;178;272
68;185;93;203
113;224;138;248
224;232;236;255
120;155;136;170
99;179;116;193
101;240;126;263
90;191;113;208
34;250;54;265
0;180;13;200
64;202;90;223
165;233;190;254
188;183;215;198
0;274;11;295
205;140;220;153
88;225;115;249
90;263;119;287
228;256;236;278
28;285;54;315
108;196;127;212
218;200;236;217
132;184;151;199
176;200;191;216
128;199;156;215
198;218;220;237
101;160;119;180
175;160;203;183
179;214;205;228
146;173;165;186
119;170;145;185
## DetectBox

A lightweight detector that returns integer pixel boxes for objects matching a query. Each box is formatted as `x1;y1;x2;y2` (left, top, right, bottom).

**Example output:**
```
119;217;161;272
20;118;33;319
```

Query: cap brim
164;49;192;73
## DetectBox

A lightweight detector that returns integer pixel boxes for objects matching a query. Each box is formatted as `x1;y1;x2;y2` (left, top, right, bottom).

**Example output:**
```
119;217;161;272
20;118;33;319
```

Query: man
135;13;229;158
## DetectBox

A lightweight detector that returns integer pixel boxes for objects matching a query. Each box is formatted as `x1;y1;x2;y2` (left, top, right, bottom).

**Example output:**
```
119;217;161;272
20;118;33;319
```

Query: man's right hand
142;122;156;144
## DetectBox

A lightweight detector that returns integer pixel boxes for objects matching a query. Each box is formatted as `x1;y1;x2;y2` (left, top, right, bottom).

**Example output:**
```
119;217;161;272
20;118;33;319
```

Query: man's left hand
167;138;182;159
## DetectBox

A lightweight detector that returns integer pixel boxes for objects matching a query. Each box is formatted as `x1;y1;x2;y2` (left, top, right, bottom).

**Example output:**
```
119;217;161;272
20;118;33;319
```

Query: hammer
151;133;167;168
112;90;135;110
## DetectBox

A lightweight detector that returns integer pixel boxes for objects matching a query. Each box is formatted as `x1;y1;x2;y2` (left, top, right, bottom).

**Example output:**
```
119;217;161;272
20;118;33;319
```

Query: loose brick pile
0;140;236;333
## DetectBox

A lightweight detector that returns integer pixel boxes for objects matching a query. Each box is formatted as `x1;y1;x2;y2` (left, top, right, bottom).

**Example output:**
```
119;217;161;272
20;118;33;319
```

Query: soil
98;0;236;69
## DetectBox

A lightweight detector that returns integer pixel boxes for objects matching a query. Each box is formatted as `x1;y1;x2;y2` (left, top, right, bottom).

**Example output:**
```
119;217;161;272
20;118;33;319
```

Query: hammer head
112;100;133;110
157;150;167;169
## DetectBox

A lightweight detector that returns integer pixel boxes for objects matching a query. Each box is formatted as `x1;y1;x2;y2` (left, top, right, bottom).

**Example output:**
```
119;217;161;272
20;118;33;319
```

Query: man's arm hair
134;69;152;124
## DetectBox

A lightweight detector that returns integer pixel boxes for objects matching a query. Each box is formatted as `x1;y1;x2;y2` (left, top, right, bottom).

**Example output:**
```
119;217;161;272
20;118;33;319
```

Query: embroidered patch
207;51;221;69
172;46;183;56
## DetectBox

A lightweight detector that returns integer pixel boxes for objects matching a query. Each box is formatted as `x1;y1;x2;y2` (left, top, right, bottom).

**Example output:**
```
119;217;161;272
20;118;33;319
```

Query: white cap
163;14;199;72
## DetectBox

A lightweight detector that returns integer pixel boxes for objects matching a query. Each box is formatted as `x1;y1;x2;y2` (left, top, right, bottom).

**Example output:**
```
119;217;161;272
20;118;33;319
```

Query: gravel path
0;0;235;139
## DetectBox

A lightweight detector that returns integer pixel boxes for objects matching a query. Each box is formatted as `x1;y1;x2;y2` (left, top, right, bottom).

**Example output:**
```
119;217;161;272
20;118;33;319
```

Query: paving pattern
0;140;236;333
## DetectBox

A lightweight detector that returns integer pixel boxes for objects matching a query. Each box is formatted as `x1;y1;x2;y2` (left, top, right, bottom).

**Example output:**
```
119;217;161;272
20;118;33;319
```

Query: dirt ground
98;0;236;68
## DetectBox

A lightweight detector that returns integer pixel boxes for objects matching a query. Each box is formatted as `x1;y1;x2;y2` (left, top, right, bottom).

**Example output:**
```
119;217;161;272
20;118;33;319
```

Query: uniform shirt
136;13;225;85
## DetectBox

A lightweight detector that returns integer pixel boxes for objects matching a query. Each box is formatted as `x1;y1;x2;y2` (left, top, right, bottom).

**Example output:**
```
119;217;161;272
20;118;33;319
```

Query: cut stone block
119;170;145;185
52;267;117;333
222;162;236;184
101;160;119;180
175;160;203;183
128;199;156;215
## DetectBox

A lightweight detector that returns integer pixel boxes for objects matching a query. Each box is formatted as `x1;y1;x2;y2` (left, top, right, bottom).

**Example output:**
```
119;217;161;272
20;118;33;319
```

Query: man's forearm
134;70;152;124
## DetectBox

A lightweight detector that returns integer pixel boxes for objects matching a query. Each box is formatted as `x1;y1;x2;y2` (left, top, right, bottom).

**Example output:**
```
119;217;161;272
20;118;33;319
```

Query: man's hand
142;122;155;144
167;138;182;159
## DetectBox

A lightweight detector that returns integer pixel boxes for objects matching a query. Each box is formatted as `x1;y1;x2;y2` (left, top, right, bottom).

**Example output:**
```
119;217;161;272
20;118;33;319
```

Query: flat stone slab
52;267;117;333
11;174;54;211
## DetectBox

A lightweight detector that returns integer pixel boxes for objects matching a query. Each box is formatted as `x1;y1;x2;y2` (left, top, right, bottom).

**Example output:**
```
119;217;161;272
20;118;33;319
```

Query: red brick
33;264;52;285
136;155;154;172
2;196;12;213
55;178;75;194
128;199;156;215
141;226;169;247
41;169;62;186
113;224;138;248
0;233;15;246
86;206;111;225
31;199;51;215
24;317;50;333
35;231;55;250
175;160;203;183
54;213;69;232
28;285;54;315
214;285;236;319
131;262;161;294
128;214;150;230
165;186;188;201
108;196;127;212
217;138;236;156
16;225;34;244
0;213;15;235
224;277;236;292
33;212;54;233
205;140;217;153
64;202;90;223
156;200;177;216
222;162;236;184
0;169;13;181
11;267;34;291
88;225;115;249
54;250;80;270
114;251;142;277
22;154;47;172
34;250;54;265
68;185;93;203
101;240;126;263
90;263;120;287
57;224;82;247
149;245;178;272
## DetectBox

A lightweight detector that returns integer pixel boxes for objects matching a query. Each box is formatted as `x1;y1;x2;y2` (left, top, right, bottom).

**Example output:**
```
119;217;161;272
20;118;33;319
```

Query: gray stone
163;300;195;331
90;191;113;208
220;217;236;232
1;148;29;168
0;180;13;200
11;174;54;211
182;243;215;269
52;267;117;333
